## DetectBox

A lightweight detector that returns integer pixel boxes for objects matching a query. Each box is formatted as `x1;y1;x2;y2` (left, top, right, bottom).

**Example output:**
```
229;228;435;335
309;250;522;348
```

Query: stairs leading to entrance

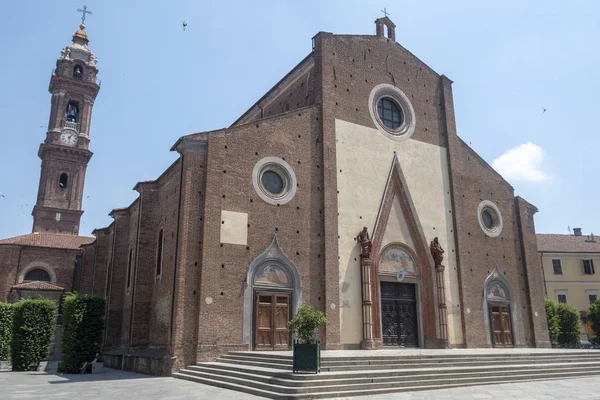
173;350;600;399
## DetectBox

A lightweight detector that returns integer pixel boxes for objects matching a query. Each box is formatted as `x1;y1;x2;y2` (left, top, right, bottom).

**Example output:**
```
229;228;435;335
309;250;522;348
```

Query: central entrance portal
381;281;418;347
254;292;290;350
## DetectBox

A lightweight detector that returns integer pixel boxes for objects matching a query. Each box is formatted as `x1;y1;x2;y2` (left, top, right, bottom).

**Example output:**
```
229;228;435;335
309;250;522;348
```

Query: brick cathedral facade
0;18;550;375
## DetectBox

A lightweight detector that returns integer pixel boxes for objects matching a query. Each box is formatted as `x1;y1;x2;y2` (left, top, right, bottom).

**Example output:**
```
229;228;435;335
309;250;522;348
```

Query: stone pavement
2;369;600;399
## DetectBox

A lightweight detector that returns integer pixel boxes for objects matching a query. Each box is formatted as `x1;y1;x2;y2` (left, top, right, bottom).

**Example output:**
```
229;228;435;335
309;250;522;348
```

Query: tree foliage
11;299;56;371
61;294;106;373
544;298;559;346
587;298;600;340
557;302;581;346
288;304;327;344
0;302;13;360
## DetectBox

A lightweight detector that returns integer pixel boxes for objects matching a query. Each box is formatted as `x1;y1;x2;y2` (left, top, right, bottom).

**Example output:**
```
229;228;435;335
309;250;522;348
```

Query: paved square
2;369;600;399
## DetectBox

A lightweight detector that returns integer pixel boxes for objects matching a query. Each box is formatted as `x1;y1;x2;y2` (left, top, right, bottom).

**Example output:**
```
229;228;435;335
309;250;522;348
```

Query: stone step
215;355;600;372
186;363;600;389
226;350;599;362
194;360;600;381
174;368;600;399
220;352;600;365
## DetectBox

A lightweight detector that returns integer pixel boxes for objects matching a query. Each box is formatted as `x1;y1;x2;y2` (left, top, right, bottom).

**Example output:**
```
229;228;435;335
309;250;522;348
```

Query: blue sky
0;0;598;238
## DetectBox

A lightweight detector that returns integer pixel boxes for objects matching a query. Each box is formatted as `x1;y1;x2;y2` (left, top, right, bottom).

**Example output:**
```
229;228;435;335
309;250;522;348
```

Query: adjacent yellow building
538;229;600;340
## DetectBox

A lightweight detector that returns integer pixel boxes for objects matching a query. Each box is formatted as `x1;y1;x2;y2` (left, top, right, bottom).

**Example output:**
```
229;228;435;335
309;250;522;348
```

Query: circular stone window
368;83;416;141
477;200;503;237
253;157;297;205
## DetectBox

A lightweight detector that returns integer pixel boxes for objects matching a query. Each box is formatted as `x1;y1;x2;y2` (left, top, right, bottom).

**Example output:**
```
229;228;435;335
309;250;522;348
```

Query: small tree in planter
288;304;326;374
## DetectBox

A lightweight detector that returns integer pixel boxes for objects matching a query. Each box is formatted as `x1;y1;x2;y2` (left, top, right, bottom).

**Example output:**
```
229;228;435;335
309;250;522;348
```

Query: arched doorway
484;266;515;348
242;235;301;351
377;244;422;347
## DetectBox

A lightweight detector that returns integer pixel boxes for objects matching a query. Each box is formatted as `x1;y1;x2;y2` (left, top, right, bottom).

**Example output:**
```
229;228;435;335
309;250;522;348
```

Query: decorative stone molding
477;200;503;238
252;157;297;205
242;234;302;346
18;262;57;284
368;84;416;142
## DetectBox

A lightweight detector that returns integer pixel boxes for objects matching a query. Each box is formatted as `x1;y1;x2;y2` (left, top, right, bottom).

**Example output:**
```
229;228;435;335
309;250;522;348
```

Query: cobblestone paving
2;369;600;399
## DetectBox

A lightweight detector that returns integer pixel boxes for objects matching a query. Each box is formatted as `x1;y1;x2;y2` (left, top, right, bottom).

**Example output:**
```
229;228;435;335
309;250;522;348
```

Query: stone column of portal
360;256;375;349
435;264;450;348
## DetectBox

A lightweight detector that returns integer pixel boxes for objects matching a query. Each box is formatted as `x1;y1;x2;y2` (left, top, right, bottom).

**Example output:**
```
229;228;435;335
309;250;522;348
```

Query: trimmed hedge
544;299;559;346
11;299;57;370
557;302;581;346
0;302;12;360
61;294;106;373
588;298;600;339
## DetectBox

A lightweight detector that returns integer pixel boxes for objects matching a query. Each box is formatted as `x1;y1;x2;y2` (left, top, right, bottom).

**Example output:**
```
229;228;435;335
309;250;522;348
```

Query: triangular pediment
372;155;432;271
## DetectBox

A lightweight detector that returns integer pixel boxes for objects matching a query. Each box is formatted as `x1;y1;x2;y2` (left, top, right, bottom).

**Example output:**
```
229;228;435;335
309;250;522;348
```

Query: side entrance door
489;305;514;347
254;292;290;350
380;281;418;347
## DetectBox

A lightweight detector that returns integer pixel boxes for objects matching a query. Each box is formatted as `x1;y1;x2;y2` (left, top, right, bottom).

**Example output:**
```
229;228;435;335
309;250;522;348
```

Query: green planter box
292;341;320;374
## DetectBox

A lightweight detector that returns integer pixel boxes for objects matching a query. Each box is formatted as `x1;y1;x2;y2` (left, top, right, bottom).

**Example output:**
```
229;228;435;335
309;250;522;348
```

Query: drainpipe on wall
540;252;547;297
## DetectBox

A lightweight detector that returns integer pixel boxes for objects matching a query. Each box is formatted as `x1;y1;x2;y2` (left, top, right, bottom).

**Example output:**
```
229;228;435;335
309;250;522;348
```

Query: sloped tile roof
537;234;600;253
0;232;94;250
11;281;65;291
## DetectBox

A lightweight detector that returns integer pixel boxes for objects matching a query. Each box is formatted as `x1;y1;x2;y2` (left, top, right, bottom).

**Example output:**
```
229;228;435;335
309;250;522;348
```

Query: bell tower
32;23;100;235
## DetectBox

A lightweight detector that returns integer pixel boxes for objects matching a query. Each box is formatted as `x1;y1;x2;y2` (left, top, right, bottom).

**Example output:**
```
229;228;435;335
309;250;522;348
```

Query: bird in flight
182;21;187;31
542;107;547;114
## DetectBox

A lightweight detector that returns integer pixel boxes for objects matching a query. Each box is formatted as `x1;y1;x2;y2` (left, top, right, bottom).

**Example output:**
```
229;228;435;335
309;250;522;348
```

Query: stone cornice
38;143;93;162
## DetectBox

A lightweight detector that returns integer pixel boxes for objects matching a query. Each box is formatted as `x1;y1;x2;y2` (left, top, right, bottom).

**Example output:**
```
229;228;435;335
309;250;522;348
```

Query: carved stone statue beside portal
430;237;444;270
357;226;372;259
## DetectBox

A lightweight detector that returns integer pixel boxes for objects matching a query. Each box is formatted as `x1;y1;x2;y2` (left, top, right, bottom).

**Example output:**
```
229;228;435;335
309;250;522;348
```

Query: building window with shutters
588;291;598;305
583;259;595;275
552;259;563;275
556;290;568;304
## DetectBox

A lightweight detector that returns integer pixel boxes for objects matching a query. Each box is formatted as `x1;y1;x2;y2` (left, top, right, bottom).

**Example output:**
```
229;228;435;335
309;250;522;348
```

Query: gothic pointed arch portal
242;234;301;350
483;266;515;347
363;154;445;349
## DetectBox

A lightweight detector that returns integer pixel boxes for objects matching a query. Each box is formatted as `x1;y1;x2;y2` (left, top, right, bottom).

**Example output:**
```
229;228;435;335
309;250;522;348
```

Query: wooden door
254;293;290;350
490;305;513;347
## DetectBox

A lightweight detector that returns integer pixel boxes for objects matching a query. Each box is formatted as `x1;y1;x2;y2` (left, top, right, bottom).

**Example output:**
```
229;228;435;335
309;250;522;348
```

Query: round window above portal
368;84;416;141
478;200;503;237
252;157;297;205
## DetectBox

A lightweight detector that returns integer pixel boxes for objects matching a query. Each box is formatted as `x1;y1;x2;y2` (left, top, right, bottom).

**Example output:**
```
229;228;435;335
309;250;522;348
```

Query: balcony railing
63;121;78;131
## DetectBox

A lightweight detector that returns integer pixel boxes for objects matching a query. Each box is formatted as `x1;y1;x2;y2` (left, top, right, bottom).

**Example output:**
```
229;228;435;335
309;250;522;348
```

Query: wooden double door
381;281;419;347
489;304;514;347
254;292;291;350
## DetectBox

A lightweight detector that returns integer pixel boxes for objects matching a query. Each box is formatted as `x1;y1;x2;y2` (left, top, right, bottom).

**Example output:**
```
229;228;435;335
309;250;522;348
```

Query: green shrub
0;302;12;360
544;298;559;346
11;299;57;370
288;304;327;344
587;298;600;339
557;302;581;346
61;294;106;373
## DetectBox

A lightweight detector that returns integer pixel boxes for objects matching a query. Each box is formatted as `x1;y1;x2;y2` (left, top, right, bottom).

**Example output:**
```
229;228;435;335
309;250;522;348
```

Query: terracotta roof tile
537;234;600;253
0;232;94;250
11;281;65;291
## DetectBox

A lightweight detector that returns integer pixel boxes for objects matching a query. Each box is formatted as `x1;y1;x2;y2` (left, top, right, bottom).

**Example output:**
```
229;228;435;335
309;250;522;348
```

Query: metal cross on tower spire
381;8;390;18
77;5;92;25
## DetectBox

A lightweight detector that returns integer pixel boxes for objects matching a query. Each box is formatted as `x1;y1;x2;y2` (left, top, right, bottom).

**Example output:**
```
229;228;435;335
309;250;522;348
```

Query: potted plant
288;304;327;374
